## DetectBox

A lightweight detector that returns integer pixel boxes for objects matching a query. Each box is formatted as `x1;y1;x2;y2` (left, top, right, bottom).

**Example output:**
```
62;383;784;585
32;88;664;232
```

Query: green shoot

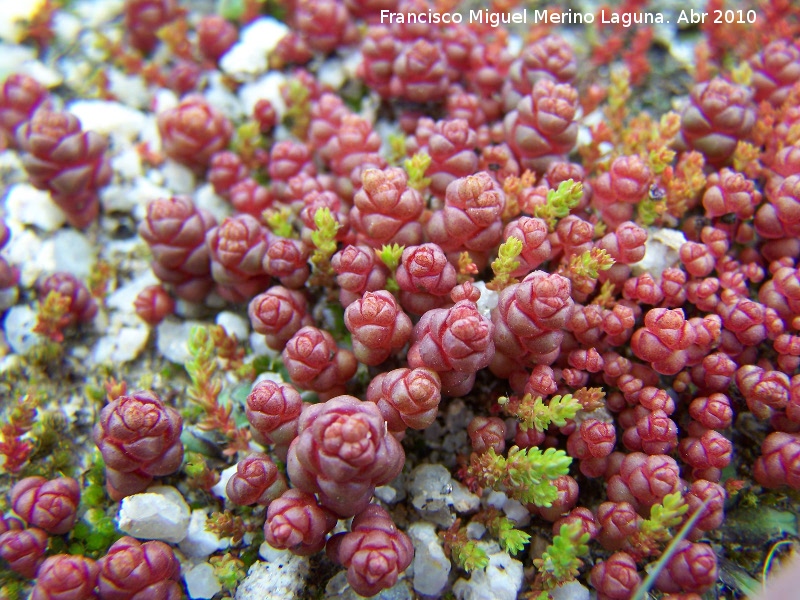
534;179;583;231
487;237;523;291
310;207;341;285
535;521;590;590
404;151;432;191
498;393;582;433
467;445;572;507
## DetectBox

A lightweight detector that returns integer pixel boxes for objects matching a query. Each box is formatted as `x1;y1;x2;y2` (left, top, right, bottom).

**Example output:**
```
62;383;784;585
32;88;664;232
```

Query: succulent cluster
2;0;800;599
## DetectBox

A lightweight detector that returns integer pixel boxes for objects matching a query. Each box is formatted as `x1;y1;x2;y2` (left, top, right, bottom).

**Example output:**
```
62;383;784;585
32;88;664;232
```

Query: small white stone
156;319;206;364
18;61;62;88
130;177;175;221
52;11;82;45
253;371;284;387
502;497;530;527
3;305;44;355
317;57;347;90
0;44;35;76
238;72;288;118
68;100;147;141
484;490;508;510
50;229;95;279
0;44;36;79
450;480;481;514
408;521;451;597
0;2;45;43
630;227;686;279
249;332;275;358
216;311;249;342
153;89;179;118
106;68;150;111
205;72;245;121
452;543;524;600
465;521;486;540
4;184;66;231
236;551;309;600
161;160;196;195
3;227;49;287
473;281;498;319
374;485;399;504
212;464;238;501
111;147;144;181
74;0;125;26
408;464;478;528
194;183;233;223
117;485;191;544
550;580;591;600
91;327;150;365
184;562;222;600
106;271;160;314
180;510;227;559
220;17;289;80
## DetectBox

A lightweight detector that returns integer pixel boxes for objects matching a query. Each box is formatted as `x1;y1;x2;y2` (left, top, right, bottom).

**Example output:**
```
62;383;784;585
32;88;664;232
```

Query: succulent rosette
286;395;405;517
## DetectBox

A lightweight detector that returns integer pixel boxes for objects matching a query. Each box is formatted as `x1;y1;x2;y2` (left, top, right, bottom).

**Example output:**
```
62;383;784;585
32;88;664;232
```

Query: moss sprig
467;445;572;507
534;180;583;231
265;206;296;238
404;151;432;192
475;508;530;556
487;237;523;291
534;521;590;592
377;243;404;292
498;393;582;433
186;325;250;456
310;207;341;286
440;519;489;573
630;491;689;559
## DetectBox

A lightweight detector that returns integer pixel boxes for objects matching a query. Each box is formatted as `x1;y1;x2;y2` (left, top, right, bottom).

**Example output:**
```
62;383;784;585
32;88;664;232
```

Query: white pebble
238;72;287;118
156;319;206;364
408;521;451;597
3;305;43;355
0;4;44;43
194;183;233;223
408;464;479;528
631;227;686;279
161;160;196;195
180;510;228;559
184;562;223;600
117;485;191;544
236;551;309;600
550;580;591;600
3;227;49;287
106;271;160;315
212;464;238;501
50;229;95;279
452;543;523;600
216;311;249;342
91;326;149;365
68;100;147;141
220;17;289;80
4;184;66;232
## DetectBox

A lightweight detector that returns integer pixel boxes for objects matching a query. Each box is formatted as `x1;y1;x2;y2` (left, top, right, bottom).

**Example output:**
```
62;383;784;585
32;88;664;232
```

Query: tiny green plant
498;393;582;433
487;237;523;291
440;519;490;573
377;243;404;292
310;207;341;286
404;151;432;192
534;521;590;592
534;180;583;231
467;445;572;506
